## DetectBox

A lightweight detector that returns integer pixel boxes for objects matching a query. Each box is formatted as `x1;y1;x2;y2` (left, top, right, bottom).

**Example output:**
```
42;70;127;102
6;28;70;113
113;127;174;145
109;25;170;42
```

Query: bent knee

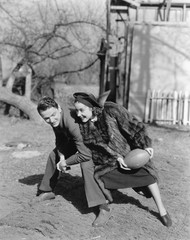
48;149;59;163
80;160;94;172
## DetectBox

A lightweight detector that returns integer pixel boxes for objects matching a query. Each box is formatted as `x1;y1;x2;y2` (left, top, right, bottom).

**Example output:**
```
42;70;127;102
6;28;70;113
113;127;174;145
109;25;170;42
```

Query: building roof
111;0;190;7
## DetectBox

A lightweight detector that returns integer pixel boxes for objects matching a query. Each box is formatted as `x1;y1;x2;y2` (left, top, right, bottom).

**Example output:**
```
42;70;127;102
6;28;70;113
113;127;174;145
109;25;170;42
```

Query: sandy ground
0;113;190;240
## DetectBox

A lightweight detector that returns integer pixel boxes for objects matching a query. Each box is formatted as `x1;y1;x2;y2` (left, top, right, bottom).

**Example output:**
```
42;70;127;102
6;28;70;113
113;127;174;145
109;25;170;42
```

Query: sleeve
62;108;92;165
107;104;152;149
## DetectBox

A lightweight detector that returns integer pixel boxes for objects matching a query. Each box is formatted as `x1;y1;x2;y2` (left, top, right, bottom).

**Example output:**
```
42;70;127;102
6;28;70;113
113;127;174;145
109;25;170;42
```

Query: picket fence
145;90;190;125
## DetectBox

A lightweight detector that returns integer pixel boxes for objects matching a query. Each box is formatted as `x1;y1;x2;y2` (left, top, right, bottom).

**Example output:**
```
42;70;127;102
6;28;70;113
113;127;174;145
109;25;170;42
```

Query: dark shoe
36;189;44;196
161;212;172;227
92;208;111;227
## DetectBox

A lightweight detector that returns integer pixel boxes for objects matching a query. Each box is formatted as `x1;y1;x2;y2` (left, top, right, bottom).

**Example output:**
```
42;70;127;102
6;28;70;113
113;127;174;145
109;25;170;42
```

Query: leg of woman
148;182;172;227
148;182;166;216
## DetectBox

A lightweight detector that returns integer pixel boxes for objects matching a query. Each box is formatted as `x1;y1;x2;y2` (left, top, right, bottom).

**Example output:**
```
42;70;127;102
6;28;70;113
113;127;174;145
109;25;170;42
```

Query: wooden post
106;0;111;72
162;92;166;124
183;91;189;125
161;91;165;124
122;22;135;109
178;91;182;125
106;56;118;102
98;38;109;96
125;23;134;109
104;0;111;99
173;91;178;125
156;90;160;123
165;0;172;21
123;23;129;109
182;4;187;21
150;89;156;123
106;0;111;39
168;92;173;124
144;89;151;123
99;54;106;96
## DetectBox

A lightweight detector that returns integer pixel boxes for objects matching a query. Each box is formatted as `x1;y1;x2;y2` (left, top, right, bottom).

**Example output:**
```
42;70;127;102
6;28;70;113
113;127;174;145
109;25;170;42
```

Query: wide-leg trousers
39;149;107;208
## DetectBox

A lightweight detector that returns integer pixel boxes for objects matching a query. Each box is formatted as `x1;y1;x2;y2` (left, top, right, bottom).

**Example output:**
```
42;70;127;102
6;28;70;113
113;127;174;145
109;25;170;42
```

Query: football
123;149;150;169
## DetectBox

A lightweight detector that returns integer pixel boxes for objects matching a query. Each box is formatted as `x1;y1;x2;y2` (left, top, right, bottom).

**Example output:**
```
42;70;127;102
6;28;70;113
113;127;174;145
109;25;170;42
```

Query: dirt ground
0;112;190;240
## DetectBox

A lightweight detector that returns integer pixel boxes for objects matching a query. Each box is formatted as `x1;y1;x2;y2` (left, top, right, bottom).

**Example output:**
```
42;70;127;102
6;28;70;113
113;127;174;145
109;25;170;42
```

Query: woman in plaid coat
73;92;172;228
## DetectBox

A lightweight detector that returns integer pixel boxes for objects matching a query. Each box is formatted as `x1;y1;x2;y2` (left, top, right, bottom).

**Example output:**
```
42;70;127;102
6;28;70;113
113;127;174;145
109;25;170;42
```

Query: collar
90;116;97;122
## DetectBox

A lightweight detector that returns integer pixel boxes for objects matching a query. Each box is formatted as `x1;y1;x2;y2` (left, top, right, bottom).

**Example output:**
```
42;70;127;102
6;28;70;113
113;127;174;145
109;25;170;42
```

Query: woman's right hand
117;157;131;170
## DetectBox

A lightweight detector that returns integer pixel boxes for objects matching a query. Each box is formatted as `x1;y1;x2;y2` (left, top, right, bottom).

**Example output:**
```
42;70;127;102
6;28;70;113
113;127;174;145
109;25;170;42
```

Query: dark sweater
53;105;91;165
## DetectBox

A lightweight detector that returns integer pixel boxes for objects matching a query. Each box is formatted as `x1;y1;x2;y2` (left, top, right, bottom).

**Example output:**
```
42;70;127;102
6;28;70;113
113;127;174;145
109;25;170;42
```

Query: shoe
161;212;172;227
92;208;111;227
38;192;56;201
29;192;55;206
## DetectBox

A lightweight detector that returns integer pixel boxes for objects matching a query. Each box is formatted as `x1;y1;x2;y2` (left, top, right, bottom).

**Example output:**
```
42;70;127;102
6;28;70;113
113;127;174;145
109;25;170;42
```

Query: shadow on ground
18;173;159;220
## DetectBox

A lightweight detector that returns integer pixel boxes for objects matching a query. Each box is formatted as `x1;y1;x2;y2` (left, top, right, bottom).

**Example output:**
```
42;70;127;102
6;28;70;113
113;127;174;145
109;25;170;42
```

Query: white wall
129;24;190;119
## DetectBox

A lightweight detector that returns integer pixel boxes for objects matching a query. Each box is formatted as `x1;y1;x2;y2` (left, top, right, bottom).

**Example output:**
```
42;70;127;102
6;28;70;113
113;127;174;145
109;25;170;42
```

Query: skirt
101;167;156;190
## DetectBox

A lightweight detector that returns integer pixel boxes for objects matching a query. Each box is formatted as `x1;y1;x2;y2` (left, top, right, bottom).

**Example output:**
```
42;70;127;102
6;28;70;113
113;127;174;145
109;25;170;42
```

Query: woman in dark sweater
73;92;172;228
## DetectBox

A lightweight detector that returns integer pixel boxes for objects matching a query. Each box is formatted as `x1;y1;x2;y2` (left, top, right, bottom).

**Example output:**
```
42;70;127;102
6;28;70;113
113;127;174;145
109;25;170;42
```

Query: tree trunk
6;74;15;90
25;70;32;99
0;87;43;123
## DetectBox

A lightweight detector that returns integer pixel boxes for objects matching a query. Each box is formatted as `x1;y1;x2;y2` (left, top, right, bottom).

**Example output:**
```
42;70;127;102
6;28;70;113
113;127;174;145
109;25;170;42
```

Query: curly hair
92;106;103;117
37;96;58;113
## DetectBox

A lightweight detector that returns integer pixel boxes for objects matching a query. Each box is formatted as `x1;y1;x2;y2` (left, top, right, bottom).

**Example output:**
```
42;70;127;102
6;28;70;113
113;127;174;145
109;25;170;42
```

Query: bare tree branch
54;20;106;32
50;57;99;78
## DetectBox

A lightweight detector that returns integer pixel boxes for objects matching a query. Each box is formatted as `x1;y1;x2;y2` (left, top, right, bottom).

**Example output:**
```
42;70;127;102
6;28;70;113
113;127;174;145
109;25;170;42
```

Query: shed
100;0;190;121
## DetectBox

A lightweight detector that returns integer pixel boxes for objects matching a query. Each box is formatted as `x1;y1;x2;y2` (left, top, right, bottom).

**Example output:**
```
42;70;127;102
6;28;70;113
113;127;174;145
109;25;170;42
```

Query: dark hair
37;96;58;113
92;106;102;117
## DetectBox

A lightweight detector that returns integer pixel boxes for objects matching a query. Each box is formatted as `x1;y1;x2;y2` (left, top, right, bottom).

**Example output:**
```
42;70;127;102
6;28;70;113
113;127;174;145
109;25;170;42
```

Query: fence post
178;91;183;125
150;89;156;123
145;89;151;123
183;91;189;125
161;92;165;124
156;90;161;123
168;92;173;124
173;91;178;125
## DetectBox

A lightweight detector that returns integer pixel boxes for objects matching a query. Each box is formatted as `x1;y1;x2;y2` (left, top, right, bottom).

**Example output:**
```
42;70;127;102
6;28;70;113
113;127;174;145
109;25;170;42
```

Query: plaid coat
77;101;158;181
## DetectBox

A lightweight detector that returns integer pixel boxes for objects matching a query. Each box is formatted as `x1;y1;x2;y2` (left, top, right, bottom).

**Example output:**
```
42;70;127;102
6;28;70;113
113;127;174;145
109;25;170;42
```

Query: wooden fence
145;90;190;125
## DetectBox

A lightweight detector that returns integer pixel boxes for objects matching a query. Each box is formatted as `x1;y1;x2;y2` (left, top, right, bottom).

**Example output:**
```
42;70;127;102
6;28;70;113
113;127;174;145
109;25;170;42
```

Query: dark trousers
39;149;107;208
